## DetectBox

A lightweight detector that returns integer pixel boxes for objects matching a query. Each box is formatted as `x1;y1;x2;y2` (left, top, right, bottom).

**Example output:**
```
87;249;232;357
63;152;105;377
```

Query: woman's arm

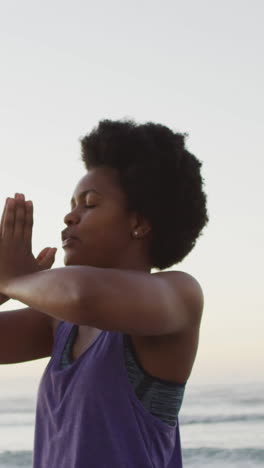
0;195;203;336
1;266;203;336
0;247;56;308
0;293;9;306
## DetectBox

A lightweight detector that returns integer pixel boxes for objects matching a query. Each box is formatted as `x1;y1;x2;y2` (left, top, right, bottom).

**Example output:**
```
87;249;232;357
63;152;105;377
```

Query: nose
64;208;81;226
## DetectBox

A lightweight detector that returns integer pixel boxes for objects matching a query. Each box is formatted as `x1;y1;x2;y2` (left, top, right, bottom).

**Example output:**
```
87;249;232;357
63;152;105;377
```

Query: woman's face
62;166;137;268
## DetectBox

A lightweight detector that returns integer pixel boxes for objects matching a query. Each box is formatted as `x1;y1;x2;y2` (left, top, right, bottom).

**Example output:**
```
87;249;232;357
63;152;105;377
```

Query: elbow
70;286;96;326
54;282;87;325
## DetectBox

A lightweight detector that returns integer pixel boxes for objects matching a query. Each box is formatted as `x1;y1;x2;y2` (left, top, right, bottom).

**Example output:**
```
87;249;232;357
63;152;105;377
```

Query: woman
0;119;208;467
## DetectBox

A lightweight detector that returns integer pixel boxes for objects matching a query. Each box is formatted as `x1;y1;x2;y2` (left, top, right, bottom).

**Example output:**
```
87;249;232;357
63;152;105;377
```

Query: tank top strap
51;321;75;363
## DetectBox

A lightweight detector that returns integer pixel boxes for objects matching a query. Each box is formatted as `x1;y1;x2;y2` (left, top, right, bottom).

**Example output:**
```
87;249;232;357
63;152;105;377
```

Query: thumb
37;247;57;270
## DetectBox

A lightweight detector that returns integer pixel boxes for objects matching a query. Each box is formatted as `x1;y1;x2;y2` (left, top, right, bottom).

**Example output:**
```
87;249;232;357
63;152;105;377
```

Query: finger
24;200;33;248
36;247;52;262
0;194;17;237
13;194;26;240
2;198;15;240
0;199;8;238
37;248;57;269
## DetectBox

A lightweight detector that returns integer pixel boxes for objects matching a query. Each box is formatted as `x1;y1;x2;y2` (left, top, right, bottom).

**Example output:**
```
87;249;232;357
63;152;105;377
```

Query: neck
113;248;152;273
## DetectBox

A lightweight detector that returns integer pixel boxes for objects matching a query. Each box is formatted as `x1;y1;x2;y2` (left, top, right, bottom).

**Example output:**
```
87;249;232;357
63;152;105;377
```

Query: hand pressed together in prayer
0;193;57;292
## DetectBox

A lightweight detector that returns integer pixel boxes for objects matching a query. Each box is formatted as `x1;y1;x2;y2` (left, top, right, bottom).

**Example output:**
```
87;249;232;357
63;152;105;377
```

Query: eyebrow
70;189;102;207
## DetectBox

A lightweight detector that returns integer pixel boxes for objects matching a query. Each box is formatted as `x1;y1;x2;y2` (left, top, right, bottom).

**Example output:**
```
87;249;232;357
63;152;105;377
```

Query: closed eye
85;205;96;208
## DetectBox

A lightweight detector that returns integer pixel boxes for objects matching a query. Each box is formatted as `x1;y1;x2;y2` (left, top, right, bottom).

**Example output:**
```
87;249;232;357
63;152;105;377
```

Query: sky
0;0;263;386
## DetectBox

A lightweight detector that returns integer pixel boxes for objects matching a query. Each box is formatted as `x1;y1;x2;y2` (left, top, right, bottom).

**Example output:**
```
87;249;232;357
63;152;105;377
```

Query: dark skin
63;166;153;271
0;193;57;305
0;166;203;383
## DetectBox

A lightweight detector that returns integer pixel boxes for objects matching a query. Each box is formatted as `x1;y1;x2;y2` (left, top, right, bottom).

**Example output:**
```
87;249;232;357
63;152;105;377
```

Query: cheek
88;229;125;248
83;210;130;243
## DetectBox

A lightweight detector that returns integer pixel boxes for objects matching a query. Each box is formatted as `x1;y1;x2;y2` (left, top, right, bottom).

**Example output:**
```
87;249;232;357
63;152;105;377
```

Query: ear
130;212;152;239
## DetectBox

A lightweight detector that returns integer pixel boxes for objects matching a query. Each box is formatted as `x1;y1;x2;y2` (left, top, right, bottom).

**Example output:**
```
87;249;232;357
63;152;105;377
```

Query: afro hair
80;118;209;270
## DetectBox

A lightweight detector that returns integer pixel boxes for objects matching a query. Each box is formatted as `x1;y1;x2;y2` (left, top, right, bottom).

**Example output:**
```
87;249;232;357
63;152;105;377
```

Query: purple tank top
33;321;183;468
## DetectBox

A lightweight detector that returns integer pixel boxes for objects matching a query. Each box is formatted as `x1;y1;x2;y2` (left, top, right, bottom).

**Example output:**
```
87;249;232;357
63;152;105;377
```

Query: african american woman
0;119;208;467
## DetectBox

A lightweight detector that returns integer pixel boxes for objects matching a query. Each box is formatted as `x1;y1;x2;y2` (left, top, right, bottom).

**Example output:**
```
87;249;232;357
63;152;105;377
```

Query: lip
62;237;79;248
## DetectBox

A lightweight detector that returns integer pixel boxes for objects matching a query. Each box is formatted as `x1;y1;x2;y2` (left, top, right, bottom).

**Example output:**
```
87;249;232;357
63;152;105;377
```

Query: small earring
134;231;139;237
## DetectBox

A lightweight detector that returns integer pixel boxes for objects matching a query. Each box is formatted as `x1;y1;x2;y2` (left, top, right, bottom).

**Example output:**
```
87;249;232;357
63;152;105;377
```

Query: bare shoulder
51;317;61;338
130;270;204;383
154;269;203;292
153;269;204;324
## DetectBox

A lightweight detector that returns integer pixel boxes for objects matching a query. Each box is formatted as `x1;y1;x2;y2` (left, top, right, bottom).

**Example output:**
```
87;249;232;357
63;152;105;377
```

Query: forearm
0;293;9;307
1;267;88;323
0;265;175;335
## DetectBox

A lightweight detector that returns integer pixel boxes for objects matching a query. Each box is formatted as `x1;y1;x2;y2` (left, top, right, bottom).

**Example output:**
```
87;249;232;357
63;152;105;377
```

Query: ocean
0;377;263;467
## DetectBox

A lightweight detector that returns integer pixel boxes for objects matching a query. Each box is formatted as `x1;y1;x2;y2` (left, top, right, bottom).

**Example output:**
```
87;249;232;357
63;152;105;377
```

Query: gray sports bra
60;325;186;426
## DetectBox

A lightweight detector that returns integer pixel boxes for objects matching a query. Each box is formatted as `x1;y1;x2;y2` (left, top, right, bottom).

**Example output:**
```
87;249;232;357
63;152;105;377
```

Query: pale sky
0;0;263;385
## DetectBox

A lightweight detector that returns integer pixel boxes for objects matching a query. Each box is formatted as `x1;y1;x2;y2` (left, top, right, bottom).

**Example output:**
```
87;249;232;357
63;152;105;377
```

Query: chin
63;252;93;267
63;252;82;266
64;252;106;269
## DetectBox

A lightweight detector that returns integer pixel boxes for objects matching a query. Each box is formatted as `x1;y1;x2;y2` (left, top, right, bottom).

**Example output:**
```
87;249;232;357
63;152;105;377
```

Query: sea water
0;377;263;467
180;381;264;467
